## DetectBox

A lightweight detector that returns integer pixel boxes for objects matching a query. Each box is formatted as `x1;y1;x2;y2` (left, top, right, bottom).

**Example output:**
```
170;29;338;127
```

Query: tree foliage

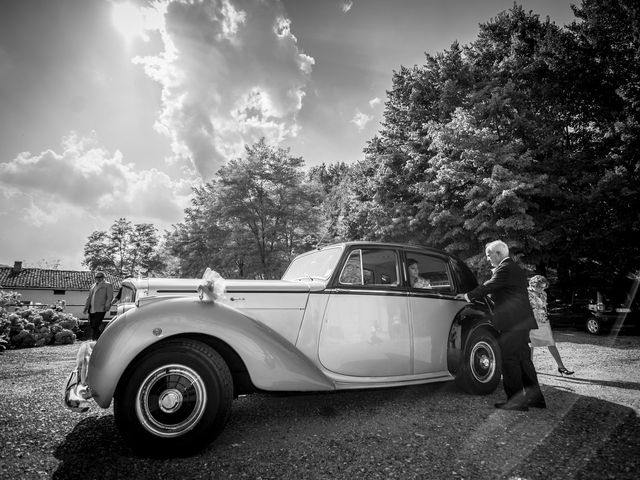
83;218;164;277
336;0;640;284
166;139;322;278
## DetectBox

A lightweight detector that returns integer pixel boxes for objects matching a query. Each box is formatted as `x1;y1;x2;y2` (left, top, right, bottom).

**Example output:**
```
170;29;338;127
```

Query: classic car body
64;242;500;456
113;277;201;318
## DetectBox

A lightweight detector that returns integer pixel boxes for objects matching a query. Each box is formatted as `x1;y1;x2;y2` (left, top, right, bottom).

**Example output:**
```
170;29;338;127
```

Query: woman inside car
407;259;431;289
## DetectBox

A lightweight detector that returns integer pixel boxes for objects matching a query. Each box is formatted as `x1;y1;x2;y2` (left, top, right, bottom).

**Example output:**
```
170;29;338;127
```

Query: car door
404;251;460;375
318;247;411;377
548;289;589;329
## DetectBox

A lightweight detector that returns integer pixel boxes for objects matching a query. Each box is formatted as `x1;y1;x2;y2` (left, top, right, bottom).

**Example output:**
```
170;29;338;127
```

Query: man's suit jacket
466;258;537;332
84;281;114;313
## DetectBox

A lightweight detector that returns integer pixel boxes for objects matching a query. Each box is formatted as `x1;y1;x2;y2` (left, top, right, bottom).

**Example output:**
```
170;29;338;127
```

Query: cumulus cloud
133;0;314;179
351;109;372;131
0;132;190;224
369;97;381;108
0;132;192;268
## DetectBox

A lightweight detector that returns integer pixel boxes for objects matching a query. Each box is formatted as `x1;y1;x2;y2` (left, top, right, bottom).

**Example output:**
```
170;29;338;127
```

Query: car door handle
230;297;245;301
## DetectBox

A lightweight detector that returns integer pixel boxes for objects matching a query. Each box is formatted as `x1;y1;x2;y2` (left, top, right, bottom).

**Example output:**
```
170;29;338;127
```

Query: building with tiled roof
0;261;122;320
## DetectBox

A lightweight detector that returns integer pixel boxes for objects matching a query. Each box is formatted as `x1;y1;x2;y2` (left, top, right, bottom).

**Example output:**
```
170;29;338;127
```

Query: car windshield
281;246;343;282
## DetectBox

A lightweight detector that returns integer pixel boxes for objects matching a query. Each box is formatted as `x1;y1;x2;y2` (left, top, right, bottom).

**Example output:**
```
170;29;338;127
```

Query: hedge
0;304;83;352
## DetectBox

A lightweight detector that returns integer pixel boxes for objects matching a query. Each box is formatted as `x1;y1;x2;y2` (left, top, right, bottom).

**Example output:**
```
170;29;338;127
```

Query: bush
58;313;79;331
54;329;76;345
0;300;81;351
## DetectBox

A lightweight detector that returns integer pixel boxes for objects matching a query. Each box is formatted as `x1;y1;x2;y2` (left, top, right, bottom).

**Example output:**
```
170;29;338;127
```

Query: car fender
87;296;335;408
446;302;497;375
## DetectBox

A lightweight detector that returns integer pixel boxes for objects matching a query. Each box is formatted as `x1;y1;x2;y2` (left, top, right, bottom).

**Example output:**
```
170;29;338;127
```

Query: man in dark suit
458;240;546;411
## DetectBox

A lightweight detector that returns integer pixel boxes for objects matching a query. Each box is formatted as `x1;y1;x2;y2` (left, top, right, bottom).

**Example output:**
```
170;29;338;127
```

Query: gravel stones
1;332;639;479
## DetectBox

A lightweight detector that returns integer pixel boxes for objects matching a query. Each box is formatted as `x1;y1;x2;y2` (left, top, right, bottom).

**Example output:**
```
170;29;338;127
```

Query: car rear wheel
586;316;602;335
456;328;501;395
114;339;233;456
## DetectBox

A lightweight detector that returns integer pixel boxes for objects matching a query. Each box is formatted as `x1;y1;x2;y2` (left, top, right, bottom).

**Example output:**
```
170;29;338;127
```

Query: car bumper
62;341;95;413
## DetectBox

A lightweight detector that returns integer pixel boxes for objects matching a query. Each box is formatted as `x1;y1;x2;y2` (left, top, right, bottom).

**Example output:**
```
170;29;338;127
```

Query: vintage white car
113;277;201;318
64;242;500;456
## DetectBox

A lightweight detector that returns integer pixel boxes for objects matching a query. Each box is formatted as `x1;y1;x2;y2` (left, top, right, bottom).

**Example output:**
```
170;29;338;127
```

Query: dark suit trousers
88;311;107;341
498;330;544;403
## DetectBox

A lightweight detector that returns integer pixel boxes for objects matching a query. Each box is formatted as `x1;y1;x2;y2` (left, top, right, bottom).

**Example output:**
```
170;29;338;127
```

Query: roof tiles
0;267;121;291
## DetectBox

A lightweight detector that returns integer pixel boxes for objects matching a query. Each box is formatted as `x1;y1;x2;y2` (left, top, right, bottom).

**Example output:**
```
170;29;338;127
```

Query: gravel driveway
1;330;639;480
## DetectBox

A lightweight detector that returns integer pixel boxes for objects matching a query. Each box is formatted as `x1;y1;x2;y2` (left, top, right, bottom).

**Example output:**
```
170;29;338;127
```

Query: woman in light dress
528;275;574;376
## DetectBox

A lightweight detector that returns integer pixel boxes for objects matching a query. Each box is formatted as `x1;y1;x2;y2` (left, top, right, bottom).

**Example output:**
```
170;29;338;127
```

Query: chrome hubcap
136;364;207;438
470;341;495;383
479;354;490;369
159;389;183;413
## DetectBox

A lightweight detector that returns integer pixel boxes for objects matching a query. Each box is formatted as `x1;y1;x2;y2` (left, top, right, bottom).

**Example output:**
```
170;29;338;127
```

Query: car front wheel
114;339;233;456
456;328;501;395
586;316;602;335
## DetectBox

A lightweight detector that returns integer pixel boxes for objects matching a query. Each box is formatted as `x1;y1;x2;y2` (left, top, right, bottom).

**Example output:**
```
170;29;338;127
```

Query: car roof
318;241;450;257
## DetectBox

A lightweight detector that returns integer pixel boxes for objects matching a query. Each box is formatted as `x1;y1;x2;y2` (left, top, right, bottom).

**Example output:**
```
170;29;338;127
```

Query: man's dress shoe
495;401;528;411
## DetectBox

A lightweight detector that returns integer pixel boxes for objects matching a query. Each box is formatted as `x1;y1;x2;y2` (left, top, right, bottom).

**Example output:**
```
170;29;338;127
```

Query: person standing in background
83;271;113;341
528;275;575;376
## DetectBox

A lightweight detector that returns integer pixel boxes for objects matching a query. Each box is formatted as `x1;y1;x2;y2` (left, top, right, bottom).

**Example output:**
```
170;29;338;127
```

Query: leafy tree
336;1;639;287
164;183;246;278
167;139;323;278
416;109;551;270
83;218;165;277
215;139;322;277
366;41;474;159
27;258;62;269
561;0;640;279
462;6;577;271
82;231;113;273
308;162;364;245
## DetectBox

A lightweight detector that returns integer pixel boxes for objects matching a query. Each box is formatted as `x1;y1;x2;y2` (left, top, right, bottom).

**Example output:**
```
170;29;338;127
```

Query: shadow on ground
52;383;640;480
537;372;640;392
554;329;640;349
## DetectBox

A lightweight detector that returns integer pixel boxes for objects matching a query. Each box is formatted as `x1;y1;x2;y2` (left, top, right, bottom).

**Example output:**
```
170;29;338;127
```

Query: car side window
339;251;364;284
339;249;399;286
405;253;452;293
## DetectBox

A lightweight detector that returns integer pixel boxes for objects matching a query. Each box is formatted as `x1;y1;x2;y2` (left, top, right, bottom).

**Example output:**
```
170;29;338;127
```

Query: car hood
123;278;326;320
222;279;326;293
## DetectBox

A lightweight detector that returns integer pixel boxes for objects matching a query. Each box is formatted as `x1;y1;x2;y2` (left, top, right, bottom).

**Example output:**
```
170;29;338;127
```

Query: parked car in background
547;288;602;334
548;276;640;335
64;242;501;456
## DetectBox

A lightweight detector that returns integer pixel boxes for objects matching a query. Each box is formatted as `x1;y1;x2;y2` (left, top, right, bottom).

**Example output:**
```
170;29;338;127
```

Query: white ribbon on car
198;268;226;302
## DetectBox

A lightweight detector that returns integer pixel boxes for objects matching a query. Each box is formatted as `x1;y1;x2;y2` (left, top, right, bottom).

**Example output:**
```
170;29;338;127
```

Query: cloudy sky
0;0;577;271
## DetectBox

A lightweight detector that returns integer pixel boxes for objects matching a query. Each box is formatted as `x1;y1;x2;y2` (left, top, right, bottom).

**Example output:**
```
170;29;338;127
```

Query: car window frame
401;248;455;295
332;247;402;291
